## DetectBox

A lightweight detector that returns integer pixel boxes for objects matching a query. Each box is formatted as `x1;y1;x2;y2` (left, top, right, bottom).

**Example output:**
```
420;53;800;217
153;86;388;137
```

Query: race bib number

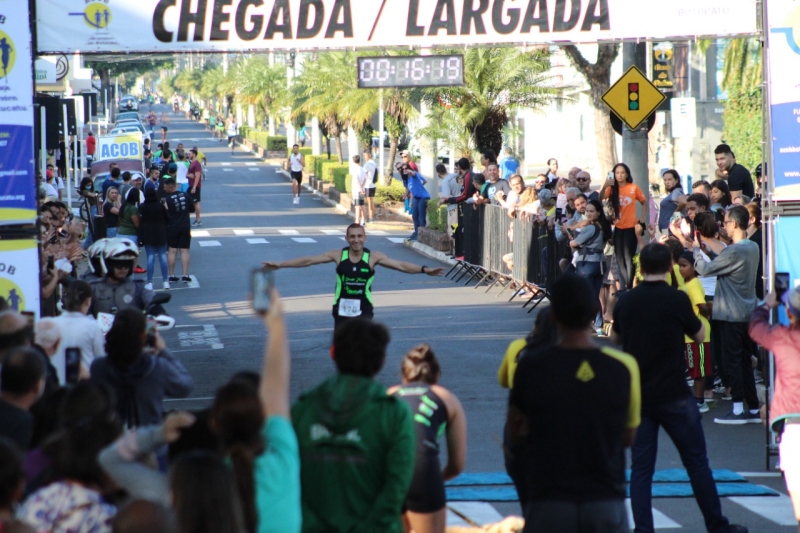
338;299;362;317
97;312;115;334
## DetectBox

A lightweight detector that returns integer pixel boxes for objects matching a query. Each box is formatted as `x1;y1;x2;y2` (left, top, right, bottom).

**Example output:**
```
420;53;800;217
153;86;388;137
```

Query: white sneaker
144;282;153;291
293;196;299;204
163;281;171;290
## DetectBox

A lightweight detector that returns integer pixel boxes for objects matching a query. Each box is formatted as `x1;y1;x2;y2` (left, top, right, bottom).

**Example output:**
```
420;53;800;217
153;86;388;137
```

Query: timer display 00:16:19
358;57;462;85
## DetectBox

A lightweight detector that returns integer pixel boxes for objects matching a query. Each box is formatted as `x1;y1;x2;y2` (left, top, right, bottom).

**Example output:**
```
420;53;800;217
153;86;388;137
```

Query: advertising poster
0;0;37;225
768;0;800;200
36;0;757;53
0;240;41;317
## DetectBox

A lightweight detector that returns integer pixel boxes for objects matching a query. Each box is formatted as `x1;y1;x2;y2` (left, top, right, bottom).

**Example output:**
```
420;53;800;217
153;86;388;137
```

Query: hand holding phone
65;348;81;384
776;272;790;298
252;268;275;315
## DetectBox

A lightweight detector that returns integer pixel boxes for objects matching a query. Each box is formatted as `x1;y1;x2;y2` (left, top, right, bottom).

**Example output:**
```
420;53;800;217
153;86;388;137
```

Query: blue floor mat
445;483;779;502
446;469;746;487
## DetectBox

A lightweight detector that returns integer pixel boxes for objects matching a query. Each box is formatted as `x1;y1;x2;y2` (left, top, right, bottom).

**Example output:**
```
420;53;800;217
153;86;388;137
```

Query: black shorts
365;187;376;198
353;195;365;206
168;228;191;249
190;188;201;203
290;171;303;183
406;454;446;513
228;135;236;144
161;126;168;132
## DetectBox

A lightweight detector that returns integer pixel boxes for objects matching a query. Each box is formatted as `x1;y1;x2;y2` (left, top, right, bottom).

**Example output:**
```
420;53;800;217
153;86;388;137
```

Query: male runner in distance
262;224;443;328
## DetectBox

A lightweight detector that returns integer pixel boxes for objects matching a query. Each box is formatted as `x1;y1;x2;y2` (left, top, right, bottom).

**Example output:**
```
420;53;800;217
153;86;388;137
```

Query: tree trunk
385;137;399;185
560;44;620;177
334;135;343;164
474;110;506;155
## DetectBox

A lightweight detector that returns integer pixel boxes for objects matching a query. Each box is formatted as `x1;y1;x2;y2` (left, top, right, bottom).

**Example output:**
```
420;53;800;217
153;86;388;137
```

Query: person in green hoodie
291;318;415;533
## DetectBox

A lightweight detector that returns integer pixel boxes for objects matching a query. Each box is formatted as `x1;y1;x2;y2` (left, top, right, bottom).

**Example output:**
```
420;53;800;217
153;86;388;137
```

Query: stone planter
419;227;451;252
265;150;285;159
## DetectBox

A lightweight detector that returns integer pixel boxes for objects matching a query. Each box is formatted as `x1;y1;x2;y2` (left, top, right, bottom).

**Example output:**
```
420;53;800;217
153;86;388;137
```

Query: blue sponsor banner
0;1;37;224
771;102;800;195
0;125;36;218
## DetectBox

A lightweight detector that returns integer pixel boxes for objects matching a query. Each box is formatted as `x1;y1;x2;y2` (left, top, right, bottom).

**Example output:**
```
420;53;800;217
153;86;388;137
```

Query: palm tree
173;68;204;102
423;48;558;155
233;57;288;128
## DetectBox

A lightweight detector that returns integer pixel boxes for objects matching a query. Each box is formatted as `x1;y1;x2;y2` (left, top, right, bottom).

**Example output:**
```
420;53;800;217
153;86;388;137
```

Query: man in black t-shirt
163;178;195;284
612;244;747;533
508;273;640;532
714;144;754;200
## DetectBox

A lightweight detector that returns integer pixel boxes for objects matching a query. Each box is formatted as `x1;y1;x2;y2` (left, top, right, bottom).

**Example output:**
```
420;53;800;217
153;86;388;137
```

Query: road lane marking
233;229;254;235
387;237;406;243
198;240;222;247
246;238;269;244
279;229;299;235
292;238;317;243
191;230;210;237
729;494;797;526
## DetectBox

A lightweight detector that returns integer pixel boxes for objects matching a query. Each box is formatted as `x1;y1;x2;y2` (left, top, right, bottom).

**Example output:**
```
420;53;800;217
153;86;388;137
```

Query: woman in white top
351;155;366;225
50;280;105;382
362;150;377;223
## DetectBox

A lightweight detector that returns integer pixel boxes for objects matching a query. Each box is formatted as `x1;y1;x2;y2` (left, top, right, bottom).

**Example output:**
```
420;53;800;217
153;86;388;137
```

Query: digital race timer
357;55;464;89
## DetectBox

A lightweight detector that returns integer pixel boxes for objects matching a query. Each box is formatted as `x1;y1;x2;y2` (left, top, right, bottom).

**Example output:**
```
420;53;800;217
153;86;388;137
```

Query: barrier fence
445;204;570;312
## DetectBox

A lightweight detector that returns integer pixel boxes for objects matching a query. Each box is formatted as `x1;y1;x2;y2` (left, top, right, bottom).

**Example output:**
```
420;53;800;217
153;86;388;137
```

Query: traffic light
628;83;639;111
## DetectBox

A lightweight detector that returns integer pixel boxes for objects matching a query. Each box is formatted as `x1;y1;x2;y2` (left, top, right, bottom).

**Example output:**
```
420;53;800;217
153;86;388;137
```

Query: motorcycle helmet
102;238;139;278
87;238;110;275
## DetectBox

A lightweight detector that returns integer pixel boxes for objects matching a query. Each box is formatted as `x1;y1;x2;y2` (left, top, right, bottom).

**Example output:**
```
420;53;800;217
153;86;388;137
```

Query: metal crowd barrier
445;204;569;312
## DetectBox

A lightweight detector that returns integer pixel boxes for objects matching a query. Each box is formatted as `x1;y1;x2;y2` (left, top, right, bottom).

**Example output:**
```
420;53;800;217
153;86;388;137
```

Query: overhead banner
0;240;41;318
767;0;800;201
35;0;758;54
0;0;38;225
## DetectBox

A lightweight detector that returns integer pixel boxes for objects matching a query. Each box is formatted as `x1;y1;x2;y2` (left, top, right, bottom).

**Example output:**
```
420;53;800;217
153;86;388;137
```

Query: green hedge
266;136;287;151
426;201;448;232
320;161;348;185
287;147;313;158
374;181;407;207
332;167;350;194
304;154;317;176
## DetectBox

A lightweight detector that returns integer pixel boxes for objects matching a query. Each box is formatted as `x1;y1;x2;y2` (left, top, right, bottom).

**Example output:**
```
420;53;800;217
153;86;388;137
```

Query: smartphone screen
776;272;790;298
65;348;81;384
555;207;563;221
252;269;274;314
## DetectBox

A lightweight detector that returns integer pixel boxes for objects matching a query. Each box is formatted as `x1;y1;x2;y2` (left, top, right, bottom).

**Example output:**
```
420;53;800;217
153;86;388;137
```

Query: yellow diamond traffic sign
602;65;666;131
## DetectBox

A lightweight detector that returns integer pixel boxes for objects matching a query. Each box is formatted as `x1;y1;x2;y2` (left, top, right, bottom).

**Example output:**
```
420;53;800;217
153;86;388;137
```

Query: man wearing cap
128;173;145;204
163;177;195;284
751;285;800;522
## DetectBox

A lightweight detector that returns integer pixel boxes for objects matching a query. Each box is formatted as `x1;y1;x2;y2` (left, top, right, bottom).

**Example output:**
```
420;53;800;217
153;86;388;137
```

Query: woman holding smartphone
599;163;647;293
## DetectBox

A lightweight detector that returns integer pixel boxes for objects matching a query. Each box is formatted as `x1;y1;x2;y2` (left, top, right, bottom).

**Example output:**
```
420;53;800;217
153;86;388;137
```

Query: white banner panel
767;0;800;201
35;0;758;53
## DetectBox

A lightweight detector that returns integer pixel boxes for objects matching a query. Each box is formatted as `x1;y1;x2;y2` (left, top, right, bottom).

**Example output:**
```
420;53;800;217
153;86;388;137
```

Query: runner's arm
262;249;339;270
439;388;467;481
373;252;443;275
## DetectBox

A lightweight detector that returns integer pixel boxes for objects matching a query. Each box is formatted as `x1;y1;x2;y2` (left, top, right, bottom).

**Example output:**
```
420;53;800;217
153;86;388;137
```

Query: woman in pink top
750;286;800;524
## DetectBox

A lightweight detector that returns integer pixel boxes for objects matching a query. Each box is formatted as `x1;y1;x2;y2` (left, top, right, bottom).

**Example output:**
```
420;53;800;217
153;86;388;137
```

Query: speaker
34;96;61;150
62;98;77;136
80;93;98;123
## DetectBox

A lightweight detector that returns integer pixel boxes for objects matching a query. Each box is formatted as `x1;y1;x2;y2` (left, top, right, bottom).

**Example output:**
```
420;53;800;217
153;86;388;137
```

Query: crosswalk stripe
369;230;389;235
624;499;681;529
246;238;269;244
729;494;798;526
279;230;299;235
221;162;231;166
320;230;344;235
191;230;211;237
292;237;317;243
387;237;406;243
249;168;260;171
233;229;254;235
198;240;222;247
245;162;257;166
223;168;233;172
447;502;504;526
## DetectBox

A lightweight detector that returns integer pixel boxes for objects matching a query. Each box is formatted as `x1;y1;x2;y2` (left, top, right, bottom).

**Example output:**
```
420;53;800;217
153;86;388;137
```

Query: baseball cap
783;286;800;317
755;162;767;178
132;174;143;181
538;189;553;203
168;163;178;173
400;150;410;157
162;177;176;185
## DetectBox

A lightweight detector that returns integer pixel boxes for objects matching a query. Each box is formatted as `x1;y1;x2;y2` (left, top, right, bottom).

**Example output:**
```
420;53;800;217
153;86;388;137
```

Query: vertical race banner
768;0;800;201
0;0;37;224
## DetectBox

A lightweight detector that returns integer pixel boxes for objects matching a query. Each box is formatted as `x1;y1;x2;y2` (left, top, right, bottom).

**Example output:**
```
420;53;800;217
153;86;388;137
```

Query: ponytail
401;344;441;385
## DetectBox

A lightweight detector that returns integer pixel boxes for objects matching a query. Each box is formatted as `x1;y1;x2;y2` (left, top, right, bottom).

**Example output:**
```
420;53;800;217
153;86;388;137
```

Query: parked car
118;95;138;112
110;125;150;143
115;111;142;124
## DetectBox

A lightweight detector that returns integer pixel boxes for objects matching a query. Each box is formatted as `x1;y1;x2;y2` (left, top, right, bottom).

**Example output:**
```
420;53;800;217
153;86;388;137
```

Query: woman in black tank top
388;345;467;533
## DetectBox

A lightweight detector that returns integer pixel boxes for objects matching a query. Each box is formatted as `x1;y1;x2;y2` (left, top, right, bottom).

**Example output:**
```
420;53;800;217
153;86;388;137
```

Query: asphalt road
145;106;795;531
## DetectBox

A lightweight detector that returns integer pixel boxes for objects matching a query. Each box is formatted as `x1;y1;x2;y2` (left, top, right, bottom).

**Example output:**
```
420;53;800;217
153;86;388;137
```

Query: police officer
90;238;155;316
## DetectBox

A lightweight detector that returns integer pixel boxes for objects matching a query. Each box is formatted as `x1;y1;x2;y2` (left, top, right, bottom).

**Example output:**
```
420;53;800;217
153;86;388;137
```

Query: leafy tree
560;44;620;174
722;84;762;173
423;48;557;155
233;57;288;127
86;57;174;98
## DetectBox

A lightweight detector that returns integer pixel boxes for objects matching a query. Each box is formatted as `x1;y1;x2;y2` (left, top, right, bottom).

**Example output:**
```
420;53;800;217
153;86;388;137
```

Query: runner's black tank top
333;247;375;317
394;383;449;456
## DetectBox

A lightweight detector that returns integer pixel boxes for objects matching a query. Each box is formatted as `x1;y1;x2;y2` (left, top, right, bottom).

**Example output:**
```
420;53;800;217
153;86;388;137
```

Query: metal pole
62;103;72;210
40;106;47;174
621;42;650;222
379;90;385;183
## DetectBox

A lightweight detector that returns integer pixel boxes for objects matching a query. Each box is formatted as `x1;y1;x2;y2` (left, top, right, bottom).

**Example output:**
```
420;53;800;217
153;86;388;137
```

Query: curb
404;240;458;266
